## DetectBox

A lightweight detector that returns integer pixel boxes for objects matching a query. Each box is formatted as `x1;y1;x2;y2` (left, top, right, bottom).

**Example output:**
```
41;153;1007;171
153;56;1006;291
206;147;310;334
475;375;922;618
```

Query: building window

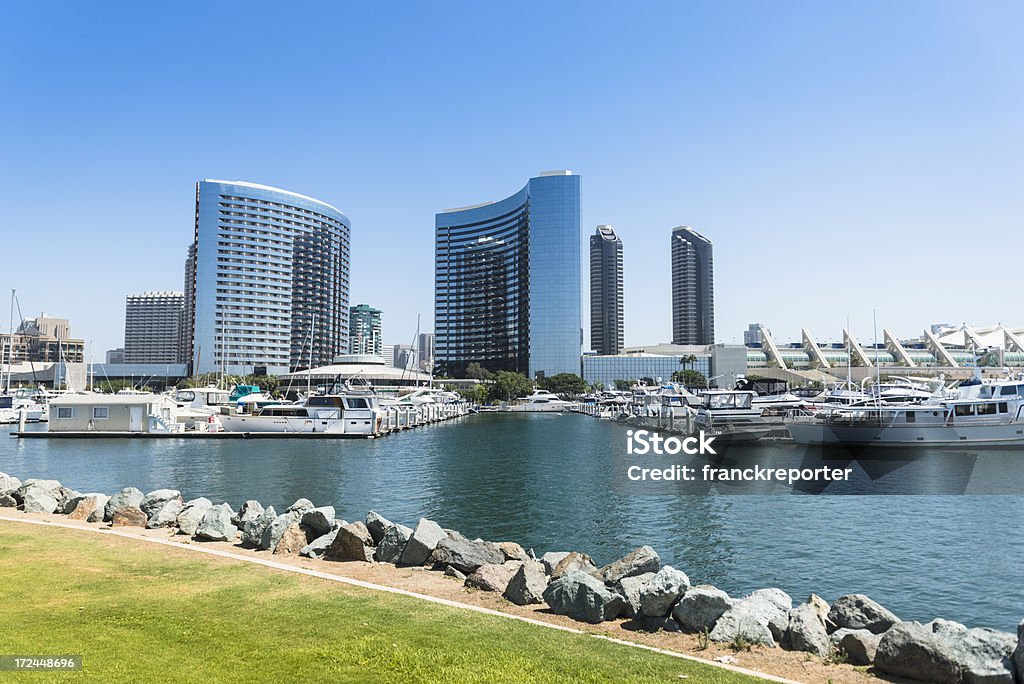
93;407;109;420
56;407;75;419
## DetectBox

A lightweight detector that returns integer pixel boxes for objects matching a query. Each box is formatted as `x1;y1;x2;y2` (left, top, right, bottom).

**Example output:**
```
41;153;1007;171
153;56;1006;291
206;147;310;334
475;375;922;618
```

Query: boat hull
786;421;1024;447
219;414;375;435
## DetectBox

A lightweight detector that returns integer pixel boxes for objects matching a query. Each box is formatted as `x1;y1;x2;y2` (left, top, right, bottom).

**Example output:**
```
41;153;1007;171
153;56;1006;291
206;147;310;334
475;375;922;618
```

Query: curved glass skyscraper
435;171;582;379
187;180;351;375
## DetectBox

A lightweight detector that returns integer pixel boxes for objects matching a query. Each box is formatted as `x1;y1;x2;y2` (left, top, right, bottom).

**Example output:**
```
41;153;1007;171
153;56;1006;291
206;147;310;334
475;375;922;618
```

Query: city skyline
2;2;1022;358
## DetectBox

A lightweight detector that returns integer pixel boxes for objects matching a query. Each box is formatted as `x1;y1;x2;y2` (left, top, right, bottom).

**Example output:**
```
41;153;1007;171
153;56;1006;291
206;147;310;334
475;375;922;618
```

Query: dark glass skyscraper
434;171;582;379
671;226;715;345
589;225;623;355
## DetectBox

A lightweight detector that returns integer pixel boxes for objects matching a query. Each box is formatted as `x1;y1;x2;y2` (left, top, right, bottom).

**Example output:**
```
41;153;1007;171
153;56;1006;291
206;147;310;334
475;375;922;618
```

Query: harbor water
3;413;1022;632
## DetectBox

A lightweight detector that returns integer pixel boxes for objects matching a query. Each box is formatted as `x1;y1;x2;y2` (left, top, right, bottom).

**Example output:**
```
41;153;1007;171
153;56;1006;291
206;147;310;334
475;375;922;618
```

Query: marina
4;412;1024;633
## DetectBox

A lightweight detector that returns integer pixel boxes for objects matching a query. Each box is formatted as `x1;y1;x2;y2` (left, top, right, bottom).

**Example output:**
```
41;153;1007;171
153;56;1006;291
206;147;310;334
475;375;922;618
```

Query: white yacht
0;394;46;423
510;389;574;412
786;377;1024;447
172;386;232;428
693;390;768;430
218;390;383;435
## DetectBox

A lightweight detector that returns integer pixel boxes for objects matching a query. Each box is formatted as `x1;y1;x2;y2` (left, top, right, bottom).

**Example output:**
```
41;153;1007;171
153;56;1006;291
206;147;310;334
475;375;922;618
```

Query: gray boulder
260;512;299;551
398;518;447;566
302;507;336;536
20;478;62;499
195;503;237;541
784;601;830;657
23;486;59;514
709;591;791;647
374;523;413;564
55;488;84;514
550;552;597;579
104;487;144;522
540;551;570;574
497;541;530;562
241;505;276;547
444;565;467;581
831;628;882;666
542;570;626;624
0;472;21;493
1012;621;1023;684
285;498;315;515
876;619;1015;684
140;489;182;518
465;562;522;594
595;545;660;584
808;593;836;632
146;499;183;528
0;493;16;507
365;511;393;545
744;588;793;643
234;500;265;527
300;529;339;559
638;565;690;618
327;521;375;561
429;537;504;574
176;497;213;536
828;594;900;634
672;585;736;632
503;560;548;606
618;572;656;618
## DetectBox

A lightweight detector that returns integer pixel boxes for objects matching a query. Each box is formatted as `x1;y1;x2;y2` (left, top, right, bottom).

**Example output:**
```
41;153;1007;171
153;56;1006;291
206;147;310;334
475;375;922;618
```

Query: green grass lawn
0;522;766;683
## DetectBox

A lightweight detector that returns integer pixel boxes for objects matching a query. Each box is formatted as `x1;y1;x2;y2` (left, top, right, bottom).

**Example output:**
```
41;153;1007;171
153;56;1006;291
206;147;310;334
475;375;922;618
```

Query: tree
243;374;280;396
95;379;148;393
457;383;489;404
464;362;492;381
488;371;534;402
672;369;707;388
539;373;587;397
613;379;632;391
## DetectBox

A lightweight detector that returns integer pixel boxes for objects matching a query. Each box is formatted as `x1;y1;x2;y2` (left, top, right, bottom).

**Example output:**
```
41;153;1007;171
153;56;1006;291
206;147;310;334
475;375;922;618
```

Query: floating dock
9;402;476;440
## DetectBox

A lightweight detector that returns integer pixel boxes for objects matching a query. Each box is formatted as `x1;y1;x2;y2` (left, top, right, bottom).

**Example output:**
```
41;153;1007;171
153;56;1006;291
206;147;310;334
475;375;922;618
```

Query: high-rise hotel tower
435;171;582;379
186;180;351;375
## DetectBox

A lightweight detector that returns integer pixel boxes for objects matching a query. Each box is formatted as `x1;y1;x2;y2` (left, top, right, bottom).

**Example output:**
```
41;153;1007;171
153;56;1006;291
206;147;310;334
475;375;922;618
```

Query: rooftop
203;179;347;218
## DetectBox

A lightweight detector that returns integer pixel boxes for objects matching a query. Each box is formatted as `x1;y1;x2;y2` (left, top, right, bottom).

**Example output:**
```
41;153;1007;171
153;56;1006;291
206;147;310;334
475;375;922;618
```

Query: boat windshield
706;393;753;409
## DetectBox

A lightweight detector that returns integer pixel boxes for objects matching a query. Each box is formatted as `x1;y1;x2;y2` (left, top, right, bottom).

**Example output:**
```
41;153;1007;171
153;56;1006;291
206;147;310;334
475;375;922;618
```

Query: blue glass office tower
188;180;351;375
435;171;582;379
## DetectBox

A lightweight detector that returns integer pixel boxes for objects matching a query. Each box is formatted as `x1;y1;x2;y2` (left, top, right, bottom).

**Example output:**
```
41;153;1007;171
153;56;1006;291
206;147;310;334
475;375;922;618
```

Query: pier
9;401;475;440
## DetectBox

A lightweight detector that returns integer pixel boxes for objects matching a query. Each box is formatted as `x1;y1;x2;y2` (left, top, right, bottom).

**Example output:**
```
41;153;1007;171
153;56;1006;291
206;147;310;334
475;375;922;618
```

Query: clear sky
1;1;1021;359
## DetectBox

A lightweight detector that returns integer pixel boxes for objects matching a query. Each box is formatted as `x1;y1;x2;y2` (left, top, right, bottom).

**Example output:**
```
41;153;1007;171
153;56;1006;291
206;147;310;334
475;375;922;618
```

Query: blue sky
1;1;1021;358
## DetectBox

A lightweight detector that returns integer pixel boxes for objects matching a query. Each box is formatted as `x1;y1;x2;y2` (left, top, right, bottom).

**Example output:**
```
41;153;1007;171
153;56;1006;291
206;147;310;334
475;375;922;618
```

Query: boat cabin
48;392;180;433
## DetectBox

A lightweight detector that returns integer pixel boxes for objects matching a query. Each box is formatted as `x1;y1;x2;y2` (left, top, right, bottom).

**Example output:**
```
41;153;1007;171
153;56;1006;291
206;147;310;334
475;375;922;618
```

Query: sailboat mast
308;313;315;397
872;309;882;406
414;314;421;387
4;289;13;393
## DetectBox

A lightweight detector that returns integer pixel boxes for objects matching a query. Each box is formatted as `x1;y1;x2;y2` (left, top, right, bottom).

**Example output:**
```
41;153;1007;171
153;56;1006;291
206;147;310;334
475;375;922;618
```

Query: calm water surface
3;414;1021;631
